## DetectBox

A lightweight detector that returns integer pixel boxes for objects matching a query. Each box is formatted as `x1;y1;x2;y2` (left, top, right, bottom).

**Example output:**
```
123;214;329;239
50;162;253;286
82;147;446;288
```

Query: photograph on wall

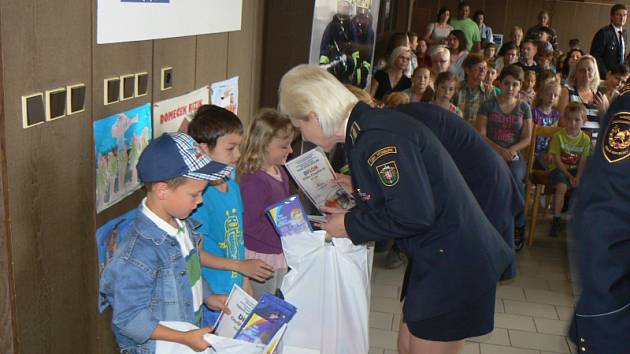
153;86;210;137
309;0;380;89
94;103;152;213
211;77;239;114
96;208;138;279
97;0;242;44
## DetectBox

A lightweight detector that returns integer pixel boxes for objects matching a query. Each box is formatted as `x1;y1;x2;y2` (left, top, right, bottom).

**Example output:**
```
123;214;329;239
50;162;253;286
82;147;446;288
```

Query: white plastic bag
155;321;265;354
280;231;370;354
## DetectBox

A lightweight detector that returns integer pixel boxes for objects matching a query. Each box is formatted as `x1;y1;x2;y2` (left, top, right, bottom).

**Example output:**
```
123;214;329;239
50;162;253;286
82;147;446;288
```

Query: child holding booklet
188;105;274;326
238;109;297;300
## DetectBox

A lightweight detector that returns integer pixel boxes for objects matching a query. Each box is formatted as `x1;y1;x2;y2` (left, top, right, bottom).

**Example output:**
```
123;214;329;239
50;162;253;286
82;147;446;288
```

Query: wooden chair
524;125;563;246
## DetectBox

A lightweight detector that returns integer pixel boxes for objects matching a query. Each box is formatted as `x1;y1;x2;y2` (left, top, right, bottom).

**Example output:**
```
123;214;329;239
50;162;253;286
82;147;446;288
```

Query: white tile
370;296;402;314
468;328;510;346
495;299;505;313
508;329;570;353
462;342;480;354
524;289;574;306
554;306;574;321
372;284;399;299
497;285;526;301
504;300;559;319
479;343;539;354
369;328;398;350
494;313;536;332
391;313;402;331
534;317;570;336
503;276;550;290
370;311;394;330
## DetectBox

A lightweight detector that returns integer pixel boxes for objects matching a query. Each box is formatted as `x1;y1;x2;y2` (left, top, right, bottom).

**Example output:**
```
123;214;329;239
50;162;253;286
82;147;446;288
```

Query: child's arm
552;152;575;184
199;250;273;281
150;324;212;352
509;115;533;154
242;277;254;296
574;145;590;187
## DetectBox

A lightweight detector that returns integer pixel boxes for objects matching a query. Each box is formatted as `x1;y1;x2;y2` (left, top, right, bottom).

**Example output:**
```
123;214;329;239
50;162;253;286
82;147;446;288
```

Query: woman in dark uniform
278;65;514;354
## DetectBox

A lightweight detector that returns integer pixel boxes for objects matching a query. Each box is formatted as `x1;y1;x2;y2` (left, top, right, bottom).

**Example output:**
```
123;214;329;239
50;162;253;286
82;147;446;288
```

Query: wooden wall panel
0;0;93;352
153;37;197;102
228;0;265;124
196;33;229;87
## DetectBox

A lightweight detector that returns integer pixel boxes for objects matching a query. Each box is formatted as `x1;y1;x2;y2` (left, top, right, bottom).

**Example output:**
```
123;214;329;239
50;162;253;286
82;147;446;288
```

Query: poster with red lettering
152;86;210;138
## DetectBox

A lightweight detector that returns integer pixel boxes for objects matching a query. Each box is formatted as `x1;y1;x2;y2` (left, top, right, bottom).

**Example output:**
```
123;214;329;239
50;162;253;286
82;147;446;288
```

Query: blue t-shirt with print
190;175;244;326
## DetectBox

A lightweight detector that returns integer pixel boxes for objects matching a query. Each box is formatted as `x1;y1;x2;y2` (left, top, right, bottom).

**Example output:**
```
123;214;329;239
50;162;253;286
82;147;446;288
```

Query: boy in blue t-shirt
188;105;274;326
99;133;232;354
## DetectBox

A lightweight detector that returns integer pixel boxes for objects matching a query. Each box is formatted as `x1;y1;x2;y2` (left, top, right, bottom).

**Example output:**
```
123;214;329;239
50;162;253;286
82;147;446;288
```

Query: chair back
526;125;563;175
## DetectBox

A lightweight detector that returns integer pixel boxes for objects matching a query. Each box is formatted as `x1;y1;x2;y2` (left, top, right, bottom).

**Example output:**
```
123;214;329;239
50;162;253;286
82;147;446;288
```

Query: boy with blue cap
99;132;233;354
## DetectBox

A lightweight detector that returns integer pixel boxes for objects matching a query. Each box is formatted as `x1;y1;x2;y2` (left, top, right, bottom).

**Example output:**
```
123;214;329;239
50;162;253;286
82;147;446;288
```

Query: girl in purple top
531;79;561;167
238;109;296;300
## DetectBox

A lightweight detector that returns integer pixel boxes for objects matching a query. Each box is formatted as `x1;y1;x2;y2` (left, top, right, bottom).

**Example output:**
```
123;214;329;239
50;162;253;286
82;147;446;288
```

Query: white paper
211;77;239;115
152;86;210;138
97;0;242;44
285;148;355;210
213;284;258;338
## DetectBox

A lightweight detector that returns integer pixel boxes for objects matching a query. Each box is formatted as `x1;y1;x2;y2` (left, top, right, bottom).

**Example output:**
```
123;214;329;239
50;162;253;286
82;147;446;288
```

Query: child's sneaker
514;226;525;251
549;217;561;238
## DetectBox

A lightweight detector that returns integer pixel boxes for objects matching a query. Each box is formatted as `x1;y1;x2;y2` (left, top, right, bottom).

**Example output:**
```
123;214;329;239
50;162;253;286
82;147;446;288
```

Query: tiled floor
368;218;578;354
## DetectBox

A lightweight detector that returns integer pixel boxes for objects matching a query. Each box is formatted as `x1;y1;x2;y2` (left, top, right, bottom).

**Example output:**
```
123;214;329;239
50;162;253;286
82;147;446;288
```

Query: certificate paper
213;284;258;338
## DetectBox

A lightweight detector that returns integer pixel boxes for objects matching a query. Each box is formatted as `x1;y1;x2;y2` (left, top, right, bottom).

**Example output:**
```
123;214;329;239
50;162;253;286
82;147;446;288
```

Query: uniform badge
602;112;630;163
375;161;399;187
350;121;361;144
368;146;398;166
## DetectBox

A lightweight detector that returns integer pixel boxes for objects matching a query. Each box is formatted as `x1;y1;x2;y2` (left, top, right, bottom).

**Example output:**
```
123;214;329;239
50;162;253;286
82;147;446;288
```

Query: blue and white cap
137;132;233;183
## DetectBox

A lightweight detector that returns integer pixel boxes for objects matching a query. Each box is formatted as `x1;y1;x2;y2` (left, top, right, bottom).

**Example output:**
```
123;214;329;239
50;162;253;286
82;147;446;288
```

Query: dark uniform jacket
590;24;628;79
569;82;630;354
396;103;523;280
343;102;514;322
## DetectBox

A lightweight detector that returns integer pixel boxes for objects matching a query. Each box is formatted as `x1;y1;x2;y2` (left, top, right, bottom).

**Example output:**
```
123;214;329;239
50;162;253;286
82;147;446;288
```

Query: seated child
432;71;463;117
484;42;497;62
548;103;591;237
384;91;411;107
531;79;561;169
188;105;274;326
598;63;630;103
99;133;233;354
518;69;536;105
404;66;434;102
485;61;501;96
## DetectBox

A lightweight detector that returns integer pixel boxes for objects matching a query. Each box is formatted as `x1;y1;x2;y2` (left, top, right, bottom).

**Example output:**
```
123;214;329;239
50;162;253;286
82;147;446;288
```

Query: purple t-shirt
531;107;560;155
479;98;532;148
240;168;290;254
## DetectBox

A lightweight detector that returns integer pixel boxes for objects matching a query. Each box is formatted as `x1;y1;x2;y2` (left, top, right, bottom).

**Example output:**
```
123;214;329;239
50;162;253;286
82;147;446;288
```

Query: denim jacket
99;207;211;354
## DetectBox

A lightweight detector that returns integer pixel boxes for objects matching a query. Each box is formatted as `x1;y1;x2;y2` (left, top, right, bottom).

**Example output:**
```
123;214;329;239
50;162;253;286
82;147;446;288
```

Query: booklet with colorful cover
234;292;297;345
213;284;259;339
265;195;311;237
285;147;355;211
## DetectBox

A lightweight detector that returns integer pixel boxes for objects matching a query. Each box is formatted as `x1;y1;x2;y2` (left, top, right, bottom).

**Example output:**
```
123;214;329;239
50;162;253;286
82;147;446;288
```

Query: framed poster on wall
309;0;380;89
97;0;242;44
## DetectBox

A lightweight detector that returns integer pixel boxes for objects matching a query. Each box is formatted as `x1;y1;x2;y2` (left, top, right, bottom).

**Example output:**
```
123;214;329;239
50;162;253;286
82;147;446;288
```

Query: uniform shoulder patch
602;112;630;164
368;146;398;166
375;161;399;187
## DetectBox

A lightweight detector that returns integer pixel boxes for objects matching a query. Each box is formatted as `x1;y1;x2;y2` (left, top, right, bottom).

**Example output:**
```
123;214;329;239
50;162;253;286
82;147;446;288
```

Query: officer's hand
334;174;353;193
320;206;349;238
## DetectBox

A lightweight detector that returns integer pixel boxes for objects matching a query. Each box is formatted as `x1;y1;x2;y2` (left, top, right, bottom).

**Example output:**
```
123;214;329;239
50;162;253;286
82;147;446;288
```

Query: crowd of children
366;5;630;250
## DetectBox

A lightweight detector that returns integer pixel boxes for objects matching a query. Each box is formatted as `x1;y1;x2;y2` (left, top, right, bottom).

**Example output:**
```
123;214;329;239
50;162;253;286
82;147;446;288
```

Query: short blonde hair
278;64;358;137
388;46;411;68
567;55;600;92
431;46;450;61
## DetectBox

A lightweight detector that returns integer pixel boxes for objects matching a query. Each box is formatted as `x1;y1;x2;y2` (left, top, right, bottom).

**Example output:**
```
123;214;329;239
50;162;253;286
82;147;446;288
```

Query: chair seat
529;169;550;186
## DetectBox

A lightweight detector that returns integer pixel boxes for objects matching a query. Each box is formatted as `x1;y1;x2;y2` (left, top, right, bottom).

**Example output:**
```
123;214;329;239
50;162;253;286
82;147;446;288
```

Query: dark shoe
549;217;561;238
385;249;404;269
514;226;525;252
